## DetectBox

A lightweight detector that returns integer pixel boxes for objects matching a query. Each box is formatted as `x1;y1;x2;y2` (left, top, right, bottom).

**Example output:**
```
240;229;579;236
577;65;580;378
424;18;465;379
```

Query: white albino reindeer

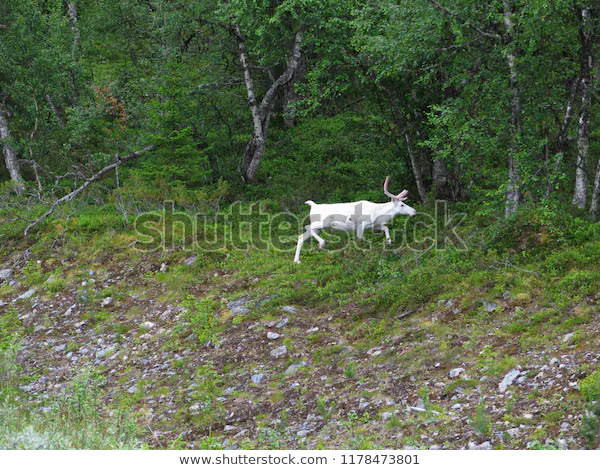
294;176;417;263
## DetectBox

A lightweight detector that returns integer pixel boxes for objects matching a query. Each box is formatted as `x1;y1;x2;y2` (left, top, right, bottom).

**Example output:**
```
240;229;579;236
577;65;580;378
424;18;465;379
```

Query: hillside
1;202;599;450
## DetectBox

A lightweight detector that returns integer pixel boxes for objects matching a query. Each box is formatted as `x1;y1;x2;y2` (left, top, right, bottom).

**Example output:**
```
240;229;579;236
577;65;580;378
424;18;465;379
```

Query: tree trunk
283;59;305;128
572;6;592;209
432;157;452;200
233;24;303;184
503;1;522;218
404;131;427;203
67;3;81;105
0;106;25;193
546;77;579;197
45;94;66;129
590;158;600;218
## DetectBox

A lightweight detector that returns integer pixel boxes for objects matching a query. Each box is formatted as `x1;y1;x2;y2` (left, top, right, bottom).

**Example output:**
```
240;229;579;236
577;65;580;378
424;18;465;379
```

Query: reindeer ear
397;189;408;201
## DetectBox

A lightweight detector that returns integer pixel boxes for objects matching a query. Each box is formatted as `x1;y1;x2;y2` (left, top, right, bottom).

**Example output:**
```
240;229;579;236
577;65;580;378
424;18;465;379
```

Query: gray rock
562;332;575;343
267;332;281;340
282;306;297;313
449;367;465;379
557;439;567;450
285;361;307;375
481;300;498;312
102;297;114;307
270;345;287;358
251;374;265;384
276;318;289;328
506;428;520;438
13;288;37;302
231;306;250;316
499;369;520;392
381;412;393;420
96;346;116;359
128;385;137;394
429;445;442;450
468;441;492;450
0;268;13;280
183;255;197;266
160;263;167;272
141;321;155;330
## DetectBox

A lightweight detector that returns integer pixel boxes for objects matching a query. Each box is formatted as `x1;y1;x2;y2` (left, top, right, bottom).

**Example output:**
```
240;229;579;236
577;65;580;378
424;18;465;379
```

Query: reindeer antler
384;176;409;201
396;189;409;201
384;176;395;198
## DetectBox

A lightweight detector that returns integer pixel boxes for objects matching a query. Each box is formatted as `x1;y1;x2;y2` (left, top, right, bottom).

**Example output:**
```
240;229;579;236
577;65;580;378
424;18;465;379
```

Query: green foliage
0;306;22;352
580;369;600;403
472;401;492;438
0;368;142;449
182;296;219;345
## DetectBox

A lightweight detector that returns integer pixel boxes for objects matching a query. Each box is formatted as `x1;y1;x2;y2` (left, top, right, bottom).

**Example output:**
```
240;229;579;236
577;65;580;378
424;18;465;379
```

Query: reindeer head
384;176;417;217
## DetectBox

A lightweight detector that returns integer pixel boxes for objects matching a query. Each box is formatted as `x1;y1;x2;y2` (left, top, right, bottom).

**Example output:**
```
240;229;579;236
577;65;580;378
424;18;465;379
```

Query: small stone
502;291;511;300
267;332;281;340
523;413;534;419
451;403;462;410
270;345;287;358
296;429;309;438
160;263;167;272
482;300;498;312
224;425;237;432
560;422;570;430
306;327;319;334
183;255;197;266
562;333;575;343
449;367;465;379
499;369;520;392
102;297;114;307
13;288;37;302
468;441;492;450
285;362;307;375
64;304;76;316
231;306;250;316
381;412;393;420
251;374;265;384
282;306;297;313
276;318;289;328
141;321;155;330
550;357;559;366
0;269;12;280
557;439;567;450
128;385;137;394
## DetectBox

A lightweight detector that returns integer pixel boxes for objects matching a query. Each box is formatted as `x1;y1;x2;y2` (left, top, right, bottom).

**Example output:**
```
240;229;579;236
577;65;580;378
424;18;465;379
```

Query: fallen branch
493;259;540;277
24;145;154;235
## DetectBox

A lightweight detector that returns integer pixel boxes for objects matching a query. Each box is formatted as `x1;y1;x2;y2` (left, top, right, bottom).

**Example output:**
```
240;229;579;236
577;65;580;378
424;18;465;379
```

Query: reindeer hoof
319;242;326;249
386;239;392;245
294;260;301;264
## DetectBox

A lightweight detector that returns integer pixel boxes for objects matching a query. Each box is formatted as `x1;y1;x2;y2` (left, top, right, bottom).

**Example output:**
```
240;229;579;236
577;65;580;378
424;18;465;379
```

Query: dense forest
1;0;600;451
1;0;599;214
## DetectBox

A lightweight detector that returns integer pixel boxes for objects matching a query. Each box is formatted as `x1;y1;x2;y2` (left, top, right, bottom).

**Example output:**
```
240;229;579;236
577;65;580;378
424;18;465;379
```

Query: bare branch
24;145;155;235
